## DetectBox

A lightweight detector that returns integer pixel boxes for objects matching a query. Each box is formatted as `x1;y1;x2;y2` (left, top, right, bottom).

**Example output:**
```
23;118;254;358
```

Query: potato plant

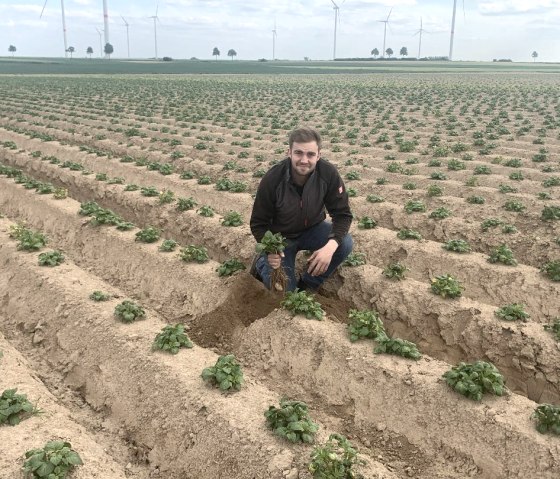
201;354;243;392
374;335;422;360
135;227;161;243
443;361;505;401
532;404;560;435
281;290;324;320
541;261;560;281
89;290;111;301
197;205;215;217
221;211;243;227
153;324;193;354
429;207;452;220
404;200;426;214
487;244;517;266
38;250;64;267
309;434;363;479
541;206;560;221
0;388;38;426
23;440;83;479
495;303;530;322
15;228;48;251
431;274;463;298
265;398;318;444
176;197;198;211
382;262;408;280
159;239;178;252
114;300;146;323
397;228;422;240
347;309;385;342
256;231;288;289
357;216;376;229
343;252;366;267
443;239;471;253
179;245;209;263
216;258;245;277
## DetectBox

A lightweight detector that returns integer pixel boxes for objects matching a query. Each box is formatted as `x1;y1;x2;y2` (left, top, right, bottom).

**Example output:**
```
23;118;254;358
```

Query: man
250;127;353;292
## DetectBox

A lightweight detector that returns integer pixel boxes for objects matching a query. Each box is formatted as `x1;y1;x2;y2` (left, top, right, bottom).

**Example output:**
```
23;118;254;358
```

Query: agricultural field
0;72;559;478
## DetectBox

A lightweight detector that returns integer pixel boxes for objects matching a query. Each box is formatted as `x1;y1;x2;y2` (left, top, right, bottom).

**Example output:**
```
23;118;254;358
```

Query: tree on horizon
227;49;237;60
104;43;114;59
66;46;75;58
87;46;93;59
8;45;16;56
400;46;408;58
531;51;538;62
385;47;393;58
371;48;379;58
212;47;220;60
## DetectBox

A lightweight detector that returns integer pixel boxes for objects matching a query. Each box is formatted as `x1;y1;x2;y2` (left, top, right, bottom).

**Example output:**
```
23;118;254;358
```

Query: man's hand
267;252;284;270
307;239;338;276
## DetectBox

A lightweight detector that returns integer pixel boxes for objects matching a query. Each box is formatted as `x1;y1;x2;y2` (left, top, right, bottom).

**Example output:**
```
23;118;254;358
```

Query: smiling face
288;141;321;182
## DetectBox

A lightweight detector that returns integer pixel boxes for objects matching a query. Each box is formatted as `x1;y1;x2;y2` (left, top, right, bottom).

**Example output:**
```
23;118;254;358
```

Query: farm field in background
0;72;559;478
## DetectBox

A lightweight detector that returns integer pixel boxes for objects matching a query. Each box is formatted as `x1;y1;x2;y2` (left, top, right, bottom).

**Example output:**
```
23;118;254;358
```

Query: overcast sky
1;0;559;62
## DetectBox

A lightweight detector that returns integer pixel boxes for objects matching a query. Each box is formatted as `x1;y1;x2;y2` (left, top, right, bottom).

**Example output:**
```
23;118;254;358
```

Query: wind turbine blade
330;0;338;7
39;0;48;18
155;2;159;17
463;0;466;21
121;15;128;26
387;7;392;21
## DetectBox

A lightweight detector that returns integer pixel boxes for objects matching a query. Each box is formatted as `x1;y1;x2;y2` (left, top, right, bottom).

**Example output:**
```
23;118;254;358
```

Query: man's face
288;141;320;178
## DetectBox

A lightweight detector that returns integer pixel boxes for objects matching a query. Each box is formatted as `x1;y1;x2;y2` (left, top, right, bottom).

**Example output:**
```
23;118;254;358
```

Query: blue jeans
255;221;353;292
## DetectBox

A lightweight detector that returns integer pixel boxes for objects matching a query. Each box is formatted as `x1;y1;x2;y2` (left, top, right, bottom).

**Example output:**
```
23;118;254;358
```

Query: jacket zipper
300;198;308;227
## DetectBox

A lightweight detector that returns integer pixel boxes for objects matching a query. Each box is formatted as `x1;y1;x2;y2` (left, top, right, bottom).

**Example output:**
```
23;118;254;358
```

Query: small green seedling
443;361;505;401
216;258;246;277
158;189;175;204
487;244;517;266
397;228;422;240
343;252;366;266
429;207;452;220
159;239;178;252
532;404;560;435
366;194;385;203
443;239;471;253
197;205;215;217
431;274;463;298
382;262;408;280
309;434;364;479
541;261;560;281
495;303;530;322
541;206;560;221
265;398;318;443
481;218;503;231
38;250;64;267
114;300;146;323
222;211;243;227
347;309;385;342
176;197;198;211
281;290;324;320
357;216;377;229
374;335;422;360
89;291;110;302
23;441;83;479
404;200;426;214
140;187;159;197
201;354;243;392
17;229;48;252
153;324;193;354
0;388;39;426
135;227;161;243
179;245;209;263
544;318;560;340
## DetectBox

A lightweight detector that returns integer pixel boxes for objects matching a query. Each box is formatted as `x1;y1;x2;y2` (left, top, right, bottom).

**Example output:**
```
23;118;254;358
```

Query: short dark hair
288;127;321;150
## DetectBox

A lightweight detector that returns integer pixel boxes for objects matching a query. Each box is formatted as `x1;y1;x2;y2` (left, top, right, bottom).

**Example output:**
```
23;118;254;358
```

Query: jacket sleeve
324;169;353;245
250;173;276;243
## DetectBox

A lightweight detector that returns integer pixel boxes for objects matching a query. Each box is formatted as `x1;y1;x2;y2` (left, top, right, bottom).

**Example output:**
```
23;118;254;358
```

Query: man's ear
286;148;291;157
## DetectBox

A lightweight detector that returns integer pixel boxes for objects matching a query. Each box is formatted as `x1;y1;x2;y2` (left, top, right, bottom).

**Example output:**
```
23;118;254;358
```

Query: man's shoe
249;254;263;282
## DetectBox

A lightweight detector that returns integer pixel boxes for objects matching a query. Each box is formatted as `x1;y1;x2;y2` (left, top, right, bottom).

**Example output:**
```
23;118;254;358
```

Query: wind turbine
103;0;110;58
272;19;277;60
40;0;69;58
449;0;465;61
122;16;130;58
413;17;429;59
149;3;160;60
378;8;392;59
95;27;103;58
330;0;340;60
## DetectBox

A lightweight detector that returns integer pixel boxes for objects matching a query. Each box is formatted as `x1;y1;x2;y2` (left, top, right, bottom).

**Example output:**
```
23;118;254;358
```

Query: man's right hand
267;252;284;270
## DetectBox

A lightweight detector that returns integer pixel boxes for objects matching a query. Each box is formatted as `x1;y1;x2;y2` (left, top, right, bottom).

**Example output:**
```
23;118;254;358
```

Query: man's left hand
307;240;338;276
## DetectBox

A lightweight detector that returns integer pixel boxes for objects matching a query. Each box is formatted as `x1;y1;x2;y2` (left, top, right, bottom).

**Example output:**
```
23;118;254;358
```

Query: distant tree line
211;47;237;60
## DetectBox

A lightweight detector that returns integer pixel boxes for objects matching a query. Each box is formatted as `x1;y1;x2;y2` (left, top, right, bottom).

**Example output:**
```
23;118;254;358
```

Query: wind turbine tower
103;0;110;58
40;0;69;58
379;8;392;59
413;17;428;59
95;27;103;58
149;3;160;60
272;20;277;60
449;0;458;61
331;0;340;60
122;16;130;58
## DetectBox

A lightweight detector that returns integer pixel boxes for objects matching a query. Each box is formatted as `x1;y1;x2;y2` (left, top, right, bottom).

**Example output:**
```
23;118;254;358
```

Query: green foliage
345;171;361;181
222;211;243;227
343;252;366;266
309;434;363;479
158;189;175;204
501;224;517;234
495;303;530;322
255;231;287;254
38;250;64;267
402;182;416;190
0;388;38;426
197;205;215;217
404;200;426;214
541;206;560;221
89;291;110;301
374;335;422;360
159;239;178;252
532;404;560;435
179;245;209;263
281;290;324;320
176;197;198;211
498;184;517;194
447;159;466;171
487;244;517;266
152;324;193;354
430;171;447;180
201;354;244;392
216;258;246;277
431;274;463;298
427;184;443;197
541;261;560;281
544;318;560;340
15;228;48;251
23;440;83;479
382;262;408;280
397;228;422;240
481;218;503;231
357;216;376;229
347;309;385;342
429;207;452;220
474;165;492;175
443;361;505;401
366;194;385;203
140;186;159;197
503;200;525;212
135;227;160;243
466;195;485;204
265;398;318;444
115;221;135;231
114;300;146;323
443;239;471;253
